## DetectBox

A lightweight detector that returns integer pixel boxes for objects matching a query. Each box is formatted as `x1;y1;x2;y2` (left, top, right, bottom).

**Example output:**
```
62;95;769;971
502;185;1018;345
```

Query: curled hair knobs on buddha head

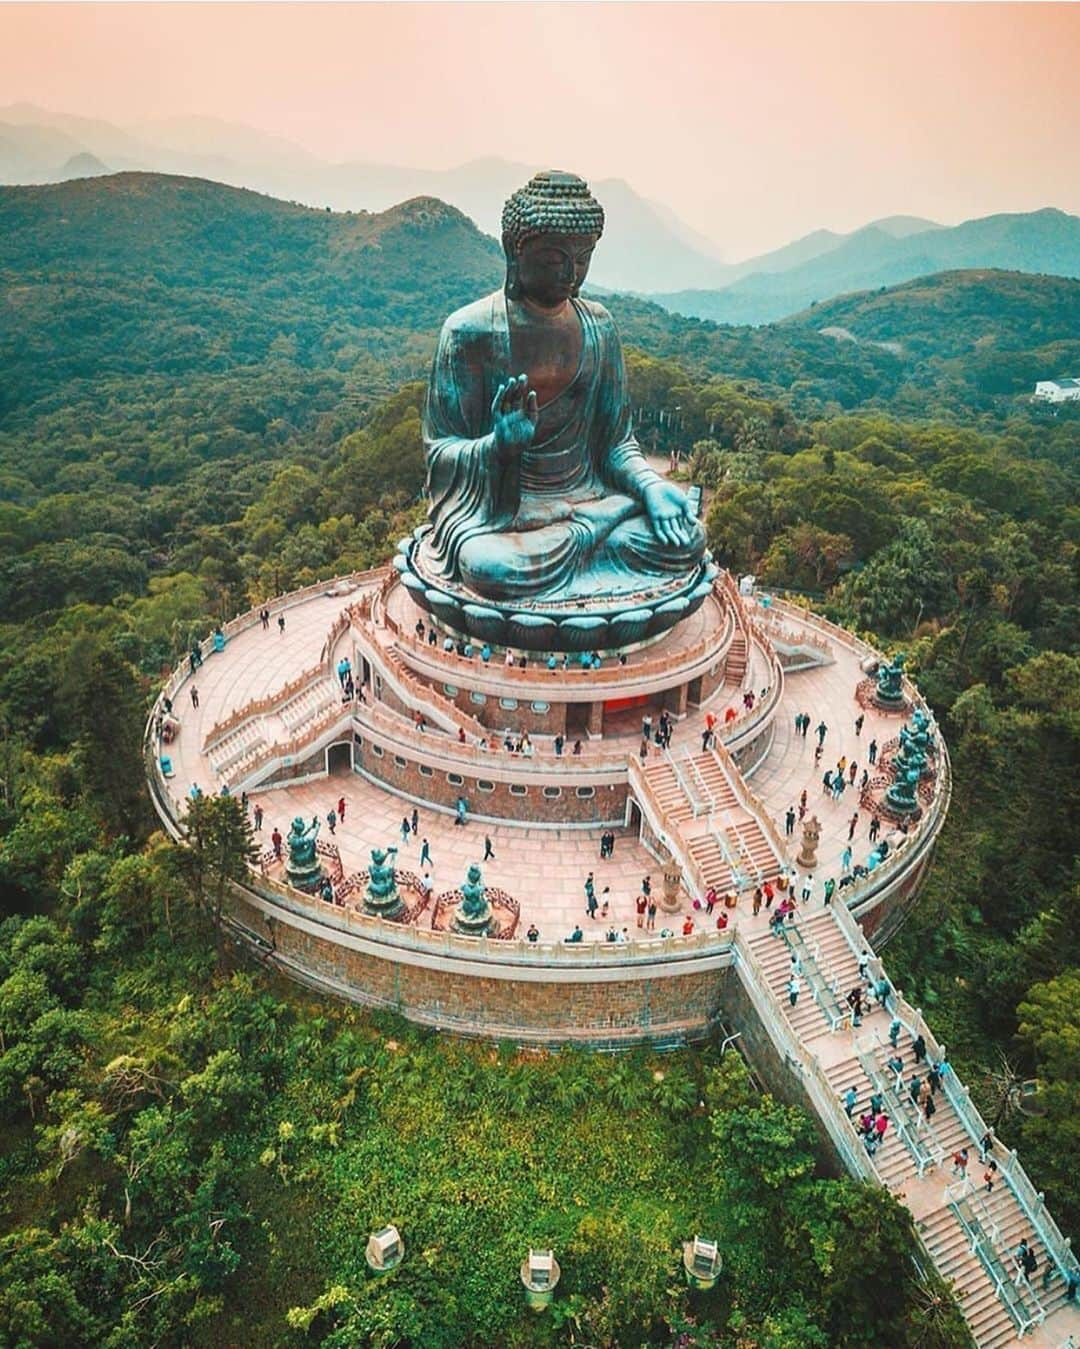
501;170;605;300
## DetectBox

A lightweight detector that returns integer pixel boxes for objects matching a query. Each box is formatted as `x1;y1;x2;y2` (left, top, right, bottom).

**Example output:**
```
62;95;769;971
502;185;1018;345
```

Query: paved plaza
161;576;910;945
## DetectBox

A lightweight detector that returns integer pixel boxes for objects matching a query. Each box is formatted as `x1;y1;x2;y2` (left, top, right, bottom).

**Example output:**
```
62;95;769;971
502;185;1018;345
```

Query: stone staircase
743;901;1078;1347
641;759;702;825
207;721;267;778
636;749;784;900
723;628;748;689
746;908;859;1041
280;678;340;734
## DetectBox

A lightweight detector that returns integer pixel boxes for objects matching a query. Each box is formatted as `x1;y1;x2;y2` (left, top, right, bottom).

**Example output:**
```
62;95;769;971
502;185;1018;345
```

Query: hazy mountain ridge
650;209;1080;325
0;106;730;292
0;103;954;298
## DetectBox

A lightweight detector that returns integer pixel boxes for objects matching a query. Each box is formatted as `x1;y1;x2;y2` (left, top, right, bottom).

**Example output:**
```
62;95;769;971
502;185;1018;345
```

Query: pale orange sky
1;2;1078;257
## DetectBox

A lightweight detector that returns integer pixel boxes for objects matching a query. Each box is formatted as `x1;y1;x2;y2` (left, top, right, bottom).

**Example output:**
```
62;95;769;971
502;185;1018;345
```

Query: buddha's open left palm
491;373;539;455
643;479;696;549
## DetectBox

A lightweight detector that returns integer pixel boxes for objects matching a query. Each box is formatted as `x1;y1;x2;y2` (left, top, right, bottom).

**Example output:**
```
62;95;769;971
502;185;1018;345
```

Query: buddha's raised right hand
491;373;539;456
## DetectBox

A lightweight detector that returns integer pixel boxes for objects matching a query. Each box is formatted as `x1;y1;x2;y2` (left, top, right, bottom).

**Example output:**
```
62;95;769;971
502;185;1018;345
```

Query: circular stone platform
144;566;949;1045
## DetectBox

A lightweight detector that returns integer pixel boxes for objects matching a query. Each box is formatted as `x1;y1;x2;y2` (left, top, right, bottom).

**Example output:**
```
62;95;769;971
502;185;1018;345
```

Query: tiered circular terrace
146;562;949;1045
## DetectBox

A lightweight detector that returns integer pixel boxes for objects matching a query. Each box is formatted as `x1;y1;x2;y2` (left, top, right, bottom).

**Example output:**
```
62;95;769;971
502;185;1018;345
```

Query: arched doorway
326;741;353;776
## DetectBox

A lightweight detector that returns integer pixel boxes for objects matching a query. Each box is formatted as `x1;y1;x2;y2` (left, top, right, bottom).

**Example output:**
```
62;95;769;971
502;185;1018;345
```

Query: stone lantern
365;1224;404;1272
795;814;821;871
683;1235;722;1289
520;1248;561;1310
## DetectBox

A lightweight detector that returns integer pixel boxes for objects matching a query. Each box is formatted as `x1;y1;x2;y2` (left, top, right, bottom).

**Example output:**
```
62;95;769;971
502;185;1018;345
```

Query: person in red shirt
682;917;694;936
716;911;729;931
635;894;647;928
724;705;737;723
337;796;346;823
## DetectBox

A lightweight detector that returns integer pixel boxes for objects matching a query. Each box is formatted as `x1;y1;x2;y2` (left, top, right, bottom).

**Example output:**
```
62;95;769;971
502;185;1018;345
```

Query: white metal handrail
731;930;880;1185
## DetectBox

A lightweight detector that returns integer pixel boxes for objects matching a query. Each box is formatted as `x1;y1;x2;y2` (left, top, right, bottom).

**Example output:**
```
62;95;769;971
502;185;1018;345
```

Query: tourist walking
410;807;418;834
848;812;859;841
869;815;881;843
868;738;878;765
636;894;647;928
854;713;865;737
337;796;346;823
253;803;264;831
326;809;337;835
585;873;598;919
420;838;432;868
841;845;852;876
483;835;495;861
785;806;796;836
190;685;199;708
816;720;827;745
951;1147;969;1179
278;614;286;635
271;827;283;860
401;816;411;843
260;607;270;630
801;874;814;904
646;899;657;931
912;1033;927;1063
787;973;801;1007
843;1086;858;1118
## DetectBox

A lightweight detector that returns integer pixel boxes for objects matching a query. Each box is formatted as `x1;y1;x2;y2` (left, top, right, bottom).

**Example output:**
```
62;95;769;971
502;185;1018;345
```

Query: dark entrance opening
326;741;353;775
627;800;642;837
687;676;703;706
566;702;591;739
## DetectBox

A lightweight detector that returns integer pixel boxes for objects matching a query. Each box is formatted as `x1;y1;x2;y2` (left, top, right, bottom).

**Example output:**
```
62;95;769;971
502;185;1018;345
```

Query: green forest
0;173;1077;1346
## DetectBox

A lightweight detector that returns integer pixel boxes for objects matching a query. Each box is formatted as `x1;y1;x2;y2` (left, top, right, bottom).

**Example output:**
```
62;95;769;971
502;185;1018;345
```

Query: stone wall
354;735;629;825
226;885;728;1046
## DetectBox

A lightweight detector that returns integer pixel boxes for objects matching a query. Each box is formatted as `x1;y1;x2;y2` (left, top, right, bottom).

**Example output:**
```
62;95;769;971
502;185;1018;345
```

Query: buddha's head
501;170;605;304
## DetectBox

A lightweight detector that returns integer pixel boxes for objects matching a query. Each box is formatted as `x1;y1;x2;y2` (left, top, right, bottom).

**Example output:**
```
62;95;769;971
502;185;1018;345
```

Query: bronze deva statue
398;170;712;651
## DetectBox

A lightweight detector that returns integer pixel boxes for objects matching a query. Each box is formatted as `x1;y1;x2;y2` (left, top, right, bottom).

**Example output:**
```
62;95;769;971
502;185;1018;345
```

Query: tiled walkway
161;587;917;945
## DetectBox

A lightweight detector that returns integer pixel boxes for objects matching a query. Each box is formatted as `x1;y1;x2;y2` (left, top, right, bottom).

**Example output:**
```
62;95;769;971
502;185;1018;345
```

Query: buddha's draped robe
419;291;704;602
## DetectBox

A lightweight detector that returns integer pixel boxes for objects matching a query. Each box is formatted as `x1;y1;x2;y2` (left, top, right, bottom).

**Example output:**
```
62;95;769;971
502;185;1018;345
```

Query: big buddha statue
396;170;713;650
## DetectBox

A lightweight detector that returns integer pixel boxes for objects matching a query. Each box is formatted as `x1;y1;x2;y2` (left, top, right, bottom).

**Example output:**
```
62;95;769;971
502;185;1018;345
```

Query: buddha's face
514;232;598;307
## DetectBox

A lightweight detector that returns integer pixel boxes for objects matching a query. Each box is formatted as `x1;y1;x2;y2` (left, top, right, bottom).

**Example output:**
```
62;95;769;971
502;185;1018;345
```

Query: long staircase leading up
737;899;1080;1349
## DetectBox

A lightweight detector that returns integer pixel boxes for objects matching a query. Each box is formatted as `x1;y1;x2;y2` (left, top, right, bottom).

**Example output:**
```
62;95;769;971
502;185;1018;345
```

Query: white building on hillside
1033;378;1080;403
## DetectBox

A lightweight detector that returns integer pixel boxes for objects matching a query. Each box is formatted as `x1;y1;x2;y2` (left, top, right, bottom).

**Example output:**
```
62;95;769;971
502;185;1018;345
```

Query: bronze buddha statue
397;170;712;650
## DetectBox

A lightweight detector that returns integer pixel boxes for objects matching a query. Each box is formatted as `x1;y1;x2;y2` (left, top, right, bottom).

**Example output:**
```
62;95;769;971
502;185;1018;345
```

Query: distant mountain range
0;103;730;292
650;209;1080;325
